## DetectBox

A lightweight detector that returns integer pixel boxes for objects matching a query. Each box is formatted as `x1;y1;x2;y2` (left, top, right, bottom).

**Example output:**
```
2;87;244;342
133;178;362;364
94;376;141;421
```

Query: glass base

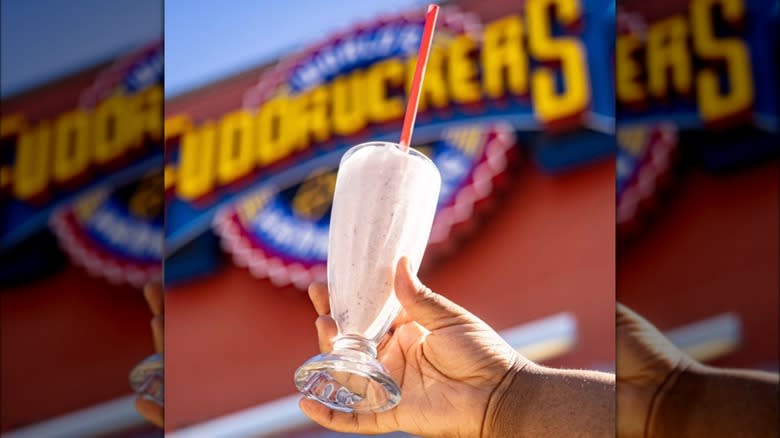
294;348;401;413
129;353;164;406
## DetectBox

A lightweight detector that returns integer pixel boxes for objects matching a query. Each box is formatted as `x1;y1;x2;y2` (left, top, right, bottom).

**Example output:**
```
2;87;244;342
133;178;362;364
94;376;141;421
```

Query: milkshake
294;141;441;413
295;3;441;414
328;142;441;342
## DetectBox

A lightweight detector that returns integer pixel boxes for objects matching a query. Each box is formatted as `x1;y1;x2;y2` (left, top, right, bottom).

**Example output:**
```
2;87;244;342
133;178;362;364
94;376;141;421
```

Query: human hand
616;303;695;437
133;283;164;428
299;257;525;437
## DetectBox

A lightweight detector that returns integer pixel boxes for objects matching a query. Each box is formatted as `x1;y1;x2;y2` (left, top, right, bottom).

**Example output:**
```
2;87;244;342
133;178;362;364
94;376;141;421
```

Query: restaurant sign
1;41;163;286
164;2;614;287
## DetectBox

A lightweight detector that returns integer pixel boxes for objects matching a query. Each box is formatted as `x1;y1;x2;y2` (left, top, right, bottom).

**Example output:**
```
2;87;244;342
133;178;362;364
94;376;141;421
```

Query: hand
299;257;524;437
134;283;164;428
616;303;694;437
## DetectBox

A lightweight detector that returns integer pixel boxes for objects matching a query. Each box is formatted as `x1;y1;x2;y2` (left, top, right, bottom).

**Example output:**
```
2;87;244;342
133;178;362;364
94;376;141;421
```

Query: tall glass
294;141;441;413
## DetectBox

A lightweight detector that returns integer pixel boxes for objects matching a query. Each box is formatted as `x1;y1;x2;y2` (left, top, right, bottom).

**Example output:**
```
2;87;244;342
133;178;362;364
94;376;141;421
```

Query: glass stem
332;334;377;358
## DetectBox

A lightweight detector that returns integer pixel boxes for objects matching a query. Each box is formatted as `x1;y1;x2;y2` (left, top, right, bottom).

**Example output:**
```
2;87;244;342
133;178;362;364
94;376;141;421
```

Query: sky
0;0;163;98
164;0;432;98
0;0;434;99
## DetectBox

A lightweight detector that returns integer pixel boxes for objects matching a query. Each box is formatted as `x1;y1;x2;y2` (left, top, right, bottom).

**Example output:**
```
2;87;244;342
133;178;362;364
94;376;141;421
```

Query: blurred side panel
616;0;779;371
1;1;163;436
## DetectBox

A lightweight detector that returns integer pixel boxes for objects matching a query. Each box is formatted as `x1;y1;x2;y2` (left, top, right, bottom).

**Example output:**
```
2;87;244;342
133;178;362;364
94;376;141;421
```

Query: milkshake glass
294;141;441;413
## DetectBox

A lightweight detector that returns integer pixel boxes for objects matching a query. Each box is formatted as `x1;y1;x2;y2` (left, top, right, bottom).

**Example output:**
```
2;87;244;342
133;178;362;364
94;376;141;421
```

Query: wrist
647;362;779;437
645;361;705;437
483;360;616;437
480;356;538;438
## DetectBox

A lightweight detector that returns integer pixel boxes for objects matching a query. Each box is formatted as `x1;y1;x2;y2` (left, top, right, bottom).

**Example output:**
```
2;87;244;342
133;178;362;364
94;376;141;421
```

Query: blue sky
164;0;432;98
1;0;432;99
0;0;162;98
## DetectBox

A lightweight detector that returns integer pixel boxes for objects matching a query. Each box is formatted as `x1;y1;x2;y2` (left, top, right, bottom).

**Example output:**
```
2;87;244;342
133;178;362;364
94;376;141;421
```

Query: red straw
399;4;440;151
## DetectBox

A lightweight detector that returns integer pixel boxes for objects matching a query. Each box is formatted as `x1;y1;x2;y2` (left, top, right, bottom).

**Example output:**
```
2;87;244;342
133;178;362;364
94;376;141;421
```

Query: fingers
394;257;472;331
616;303;644;328
137;283;164;427
309;280;408;332
144;283;164;353
299;398;383;434
143;283;163;316
616;302;671;342
150;315;164;354
310;283;337;353
316;315;338;353
615;302;693;374
135;397;164;428
308;282;330;316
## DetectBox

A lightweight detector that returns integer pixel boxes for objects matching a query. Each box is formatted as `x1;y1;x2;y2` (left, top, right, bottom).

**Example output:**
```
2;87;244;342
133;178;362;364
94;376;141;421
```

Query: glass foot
294;350;401;413
130;353;164;406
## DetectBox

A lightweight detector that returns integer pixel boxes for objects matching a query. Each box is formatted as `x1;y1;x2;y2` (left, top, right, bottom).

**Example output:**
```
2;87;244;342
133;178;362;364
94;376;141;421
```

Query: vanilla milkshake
294;5;440;413
294;141;441;413
328;141;441;343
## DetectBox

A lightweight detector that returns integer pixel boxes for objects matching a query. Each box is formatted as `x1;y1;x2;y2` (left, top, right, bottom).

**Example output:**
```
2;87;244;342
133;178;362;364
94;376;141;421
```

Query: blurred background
1;0;163;437
616;0;779;378
5;0;774;437
164;0;615;436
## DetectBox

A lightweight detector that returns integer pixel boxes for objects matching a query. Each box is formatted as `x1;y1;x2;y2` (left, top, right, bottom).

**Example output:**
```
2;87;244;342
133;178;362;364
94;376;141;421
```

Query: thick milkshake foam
328;142;441;343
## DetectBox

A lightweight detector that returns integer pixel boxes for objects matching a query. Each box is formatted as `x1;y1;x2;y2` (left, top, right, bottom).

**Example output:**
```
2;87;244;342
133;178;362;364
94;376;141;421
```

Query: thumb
394;257;472;331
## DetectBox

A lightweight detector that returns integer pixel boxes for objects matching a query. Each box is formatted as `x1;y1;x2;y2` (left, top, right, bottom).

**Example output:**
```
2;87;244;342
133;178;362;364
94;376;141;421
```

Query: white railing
0;394;143;438
667;313;741;362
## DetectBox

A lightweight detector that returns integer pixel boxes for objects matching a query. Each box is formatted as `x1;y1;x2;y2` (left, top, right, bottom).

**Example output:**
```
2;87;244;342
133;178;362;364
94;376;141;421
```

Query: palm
370;314;517;436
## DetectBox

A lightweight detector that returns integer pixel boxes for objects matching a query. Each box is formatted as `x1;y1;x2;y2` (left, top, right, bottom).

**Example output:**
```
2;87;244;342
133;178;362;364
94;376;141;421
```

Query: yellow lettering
366;59;405;123
165;114;192;141
14;123;51;200
177;123;217;200
1;115;26;138
691;0;753;123
257;95;295;165
53;110;90;182
616;34;646;105
218;110;255;184
447;35;481;104
164;165;176;191
482;16;529;98
331;70;366;136
647;15;692;99
295;85;331;147
94;93;130;164
528;0;590;126
140;85;163;142
406;47;449;111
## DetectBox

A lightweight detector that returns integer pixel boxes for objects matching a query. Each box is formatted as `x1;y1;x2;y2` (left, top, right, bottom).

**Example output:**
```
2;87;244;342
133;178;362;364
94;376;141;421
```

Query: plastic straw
399;4;439;151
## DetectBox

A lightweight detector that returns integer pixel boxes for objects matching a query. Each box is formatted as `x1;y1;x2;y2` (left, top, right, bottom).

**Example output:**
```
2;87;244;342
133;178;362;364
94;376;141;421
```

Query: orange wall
165;159;616;429
618;160;780;368
1;267;153;431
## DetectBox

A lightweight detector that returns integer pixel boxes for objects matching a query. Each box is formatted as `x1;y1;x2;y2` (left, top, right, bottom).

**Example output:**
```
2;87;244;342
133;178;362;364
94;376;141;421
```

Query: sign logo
51;170;164;287
164;2;614;287
0;40;163;286
214;123;514;288
616;0;778;131
616;124;678;240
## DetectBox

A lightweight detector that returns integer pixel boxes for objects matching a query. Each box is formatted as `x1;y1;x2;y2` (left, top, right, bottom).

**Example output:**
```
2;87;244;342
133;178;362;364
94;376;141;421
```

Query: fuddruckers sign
617;0;777;129
616;0;778;239
1;41;164;287
164;1;615;288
